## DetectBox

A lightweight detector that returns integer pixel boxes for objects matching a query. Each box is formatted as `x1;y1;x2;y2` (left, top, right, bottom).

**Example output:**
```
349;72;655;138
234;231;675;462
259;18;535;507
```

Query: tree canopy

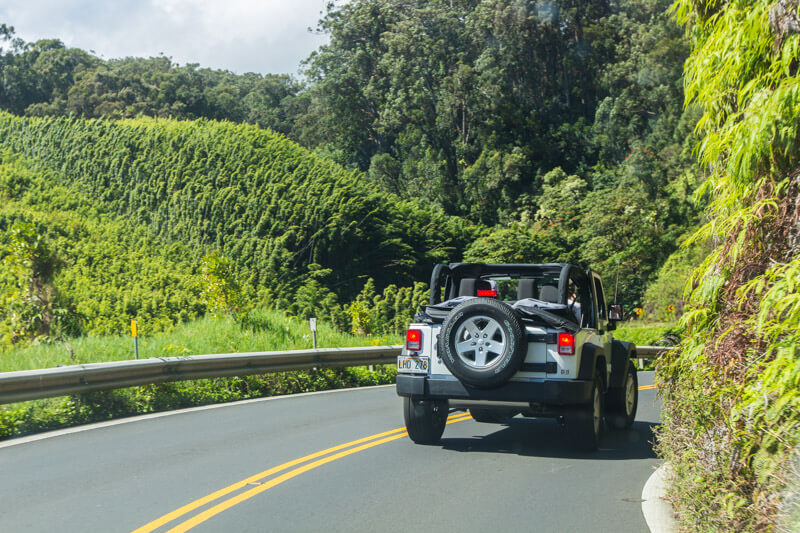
0;0;705;311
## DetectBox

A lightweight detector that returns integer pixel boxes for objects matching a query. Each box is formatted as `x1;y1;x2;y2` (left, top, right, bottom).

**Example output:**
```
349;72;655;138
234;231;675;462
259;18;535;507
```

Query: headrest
458;278;478;297
517;279;537;300
539;285;560;303
458;278;494;297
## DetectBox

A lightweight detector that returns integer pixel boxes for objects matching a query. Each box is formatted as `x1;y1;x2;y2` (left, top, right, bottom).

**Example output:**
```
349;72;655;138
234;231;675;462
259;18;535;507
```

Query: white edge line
641;462;679;533
0;384;395;449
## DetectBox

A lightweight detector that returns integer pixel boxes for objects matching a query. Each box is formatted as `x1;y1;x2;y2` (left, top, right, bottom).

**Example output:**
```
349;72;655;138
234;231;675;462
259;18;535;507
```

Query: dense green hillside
0;112;475;290
0;112;476;344
0;148;202;339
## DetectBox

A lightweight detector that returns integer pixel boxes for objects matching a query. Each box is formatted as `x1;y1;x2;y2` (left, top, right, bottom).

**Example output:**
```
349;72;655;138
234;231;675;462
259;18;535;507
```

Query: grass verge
0;309;401;440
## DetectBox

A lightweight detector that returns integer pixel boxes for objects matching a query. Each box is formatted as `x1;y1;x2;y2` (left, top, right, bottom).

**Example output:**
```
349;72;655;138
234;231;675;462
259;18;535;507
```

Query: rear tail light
406;329;422;351
477;289;498;297
557;332;575;355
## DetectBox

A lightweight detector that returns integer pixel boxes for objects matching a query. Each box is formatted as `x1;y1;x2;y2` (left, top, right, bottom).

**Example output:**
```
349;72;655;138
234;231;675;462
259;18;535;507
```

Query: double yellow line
136;384;657;532
133;412;473;532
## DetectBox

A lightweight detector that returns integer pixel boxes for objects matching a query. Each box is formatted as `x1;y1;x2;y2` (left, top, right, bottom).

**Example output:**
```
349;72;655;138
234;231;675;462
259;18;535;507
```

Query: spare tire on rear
440;298;527;388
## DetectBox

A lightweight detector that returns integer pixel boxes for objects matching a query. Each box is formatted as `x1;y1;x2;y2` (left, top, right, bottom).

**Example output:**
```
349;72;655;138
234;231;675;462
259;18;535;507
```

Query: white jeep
396;263;638;451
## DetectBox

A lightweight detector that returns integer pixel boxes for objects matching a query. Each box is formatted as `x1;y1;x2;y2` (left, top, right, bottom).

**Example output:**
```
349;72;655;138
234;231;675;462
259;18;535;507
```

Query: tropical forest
0;0;797;530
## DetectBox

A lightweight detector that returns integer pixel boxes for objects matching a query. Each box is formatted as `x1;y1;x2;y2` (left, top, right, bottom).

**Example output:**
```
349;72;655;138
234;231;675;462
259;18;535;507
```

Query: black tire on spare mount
439;298;527;389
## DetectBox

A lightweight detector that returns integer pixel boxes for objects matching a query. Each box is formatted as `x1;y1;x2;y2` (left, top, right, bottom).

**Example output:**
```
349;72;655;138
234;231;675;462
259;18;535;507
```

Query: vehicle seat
517;279;537;300
458;278;494;297
539;285;560;303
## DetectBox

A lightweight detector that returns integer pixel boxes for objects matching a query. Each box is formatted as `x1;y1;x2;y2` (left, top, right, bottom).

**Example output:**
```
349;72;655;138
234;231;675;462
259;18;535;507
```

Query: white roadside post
309;318;317;349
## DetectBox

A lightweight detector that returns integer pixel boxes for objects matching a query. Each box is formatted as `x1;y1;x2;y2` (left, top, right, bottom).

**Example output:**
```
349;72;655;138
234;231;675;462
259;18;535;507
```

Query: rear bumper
396;374;593;406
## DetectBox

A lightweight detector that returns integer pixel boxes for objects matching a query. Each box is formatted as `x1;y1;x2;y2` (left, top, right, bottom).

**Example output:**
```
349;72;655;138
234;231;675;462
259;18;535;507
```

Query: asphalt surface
0;372;660;532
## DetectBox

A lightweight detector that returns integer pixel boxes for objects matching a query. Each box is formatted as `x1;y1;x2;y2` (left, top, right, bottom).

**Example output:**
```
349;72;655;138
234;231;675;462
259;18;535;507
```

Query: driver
567;285;582;326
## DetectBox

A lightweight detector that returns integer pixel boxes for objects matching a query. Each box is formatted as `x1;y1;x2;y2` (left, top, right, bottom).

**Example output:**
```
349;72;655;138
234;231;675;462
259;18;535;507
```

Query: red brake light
477;289;497;297
557;333;575;355
406;329;422;351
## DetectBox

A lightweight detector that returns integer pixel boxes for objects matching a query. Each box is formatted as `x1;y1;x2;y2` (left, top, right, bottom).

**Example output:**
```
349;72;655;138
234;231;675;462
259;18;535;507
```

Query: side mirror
608;304;623;321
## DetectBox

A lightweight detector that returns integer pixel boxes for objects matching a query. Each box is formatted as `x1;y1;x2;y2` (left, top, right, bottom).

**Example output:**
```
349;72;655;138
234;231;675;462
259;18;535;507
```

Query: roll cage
428;263;600;329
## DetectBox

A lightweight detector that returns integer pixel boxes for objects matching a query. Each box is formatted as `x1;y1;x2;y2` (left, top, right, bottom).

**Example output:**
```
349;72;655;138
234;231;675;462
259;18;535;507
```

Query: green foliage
1;222;59;344
343;278;429;335
463;222;572;264
199;251;244;319
301;0;696;225
643;234;711;319
0;309;401;372
0;112;477;328
296;0;704;306
0;28;304;135
369;281;430;334
614;322;680;347
657;0;800;529
1;2;704;309
348;279;377;335
577;177;697;307
536;168;588;230
0;149;203;342
347;300;373;336
462;168;701;306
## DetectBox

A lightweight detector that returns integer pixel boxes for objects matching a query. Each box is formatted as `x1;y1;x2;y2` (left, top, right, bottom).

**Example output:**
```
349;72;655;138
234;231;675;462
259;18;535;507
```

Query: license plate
397;355;429;374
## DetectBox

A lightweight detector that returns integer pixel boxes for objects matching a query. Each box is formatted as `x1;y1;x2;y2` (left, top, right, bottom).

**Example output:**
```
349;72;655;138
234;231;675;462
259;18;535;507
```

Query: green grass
0;309;403;440
614;321;679;347
0;308;403;373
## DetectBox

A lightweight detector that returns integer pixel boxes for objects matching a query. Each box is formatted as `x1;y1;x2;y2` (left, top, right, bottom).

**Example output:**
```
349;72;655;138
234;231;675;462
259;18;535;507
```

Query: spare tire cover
439;298;527;388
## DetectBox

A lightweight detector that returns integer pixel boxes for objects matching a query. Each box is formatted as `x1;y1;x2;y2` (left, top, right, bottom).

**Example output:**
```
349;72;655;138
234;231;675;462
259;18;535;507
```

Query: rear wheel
608;361;638;429
403;397;448;444
566;375;604;451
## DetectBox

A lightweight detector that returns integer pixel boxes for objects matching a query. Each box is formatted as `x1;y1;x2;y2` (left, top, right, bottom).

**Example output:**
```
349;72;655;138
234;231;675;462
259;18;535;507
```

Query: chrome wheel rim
453;315;507;369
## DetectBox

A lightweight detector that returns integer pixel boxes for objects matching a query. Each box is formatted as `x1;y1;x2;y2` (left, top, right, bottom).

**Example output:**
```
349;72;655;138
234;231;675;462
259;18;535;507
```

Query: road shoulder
642;462;678;532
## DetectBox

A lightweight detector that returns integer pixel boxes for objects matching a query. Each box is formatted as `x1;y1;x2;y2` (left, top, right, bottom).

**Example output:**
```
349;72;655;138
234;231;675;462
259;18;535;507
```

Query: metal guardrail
0;344;674;405
0;346;403;405
635;345;675;359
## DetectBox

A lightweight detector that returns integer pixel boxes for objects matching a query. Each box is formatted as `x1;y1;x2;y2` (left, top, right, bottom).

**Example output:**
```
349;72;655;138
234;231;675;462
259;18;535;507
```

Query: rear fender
609;340;636;388
577;343;605;389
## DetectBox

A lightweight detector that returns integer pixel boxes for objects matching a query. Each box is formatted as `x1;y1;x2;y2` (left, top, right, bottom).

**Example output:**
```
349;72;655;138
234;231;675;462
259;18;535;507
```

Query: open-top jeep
396;263;638;451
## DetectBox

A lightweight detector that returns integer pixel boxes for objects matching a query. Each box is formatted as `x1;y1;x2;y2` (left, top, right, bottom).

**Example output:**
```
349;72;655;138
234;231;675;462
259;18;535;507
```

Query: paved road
0;372;660;532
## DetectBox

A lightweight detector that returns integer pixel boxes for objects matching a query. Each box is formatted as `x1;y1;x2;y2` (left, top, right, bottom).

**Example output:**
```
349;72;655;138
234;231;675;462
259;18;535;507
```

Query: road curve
0;372;660;532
